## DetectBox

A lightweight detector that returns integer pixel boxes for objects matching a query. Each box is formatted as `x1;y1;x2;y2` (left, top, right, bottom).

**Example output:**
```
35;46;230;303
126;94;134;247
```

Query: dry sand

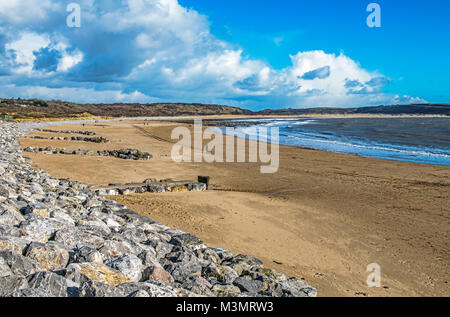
20;119;450;297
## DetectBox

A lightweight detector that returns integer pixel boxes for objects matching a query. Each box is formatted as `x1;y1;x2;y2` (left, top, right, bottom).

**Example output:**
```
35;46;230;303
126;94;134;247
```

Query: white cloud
5;33;50;74
0;0;425;108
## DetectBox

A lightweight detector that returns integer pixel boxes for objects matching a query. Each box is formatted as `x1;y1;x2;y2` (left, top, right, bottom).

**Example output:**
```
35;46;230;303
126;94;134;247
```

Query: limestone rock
24;242;70;271
70;245;103;264
23;203;49;218
18;215;58;243
202;264;239;284
280;277;317;297
6;288;53;297
0;250;43;277
0;257;13;277
68;262;130;286
233;276;267;294
54;229;105;250
0;209;25;226
105;254;144;282
27;271;78;297
212;284;241;297
0;236;30;254
79;280;125;297
169;233;206;251
128;289;150;297
0;275;29;296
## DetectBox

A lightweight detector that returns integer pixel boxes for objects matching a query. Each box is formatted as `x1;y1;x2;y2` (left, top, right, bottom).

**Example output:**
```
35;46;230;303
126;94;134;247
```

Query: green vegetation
0;97;449;121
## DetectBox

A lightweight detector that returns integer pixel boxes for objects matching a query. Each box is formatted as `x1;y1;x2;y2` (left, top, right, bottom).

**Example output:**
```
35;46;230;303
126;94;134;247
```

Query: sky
0;0;448;110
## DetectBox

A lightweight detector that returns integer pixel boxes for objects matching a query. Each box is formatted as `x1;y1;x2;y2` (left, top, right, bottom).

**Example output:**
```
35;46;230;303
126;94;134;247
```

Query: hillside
258;104;450;116
1;98;449;120
0;98;253;120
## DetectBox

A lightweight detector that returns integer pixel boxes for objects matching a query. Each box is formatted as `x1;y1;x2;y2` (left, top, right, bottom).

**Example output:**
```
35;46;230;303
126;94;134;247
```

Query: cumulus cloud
0;0;425;108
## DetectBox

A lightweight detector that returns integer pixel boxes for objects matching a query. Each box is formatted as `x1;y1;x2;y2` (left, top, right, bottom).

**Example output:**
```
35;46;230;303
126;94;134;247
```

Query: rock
27;271;78;297
202;264;239;284
0;257;13;277
24;242;70;270
105;254;144;282
49;209;76;226
142;264;174;285
256;267;287;282
0;250;43;277
18;215;58;243
211;248;234;262
0;236;30;254
0;209;25;226
0;184;15;199
103;217;121;229
78;280;125;297
70;245;103;264
165;262;202;283
198;248;221;264
179;276;214;296
280;278;318;297
54;229;105;250
77;219;111;235
231;254;263;267
169;233;206;251
98;239;142;260
6;288;53;297
212;284;241;297
128;289;150;297
0;224;22;237
233;276;267;294
23;203;49;218
67;263;130;286
0;275;29;296
117;281;177;297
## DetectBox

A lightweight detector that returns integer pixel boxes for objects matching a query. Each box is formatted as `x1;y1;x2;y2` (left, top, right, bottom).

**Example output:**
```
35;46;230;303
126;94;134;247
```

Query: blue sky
0;0;448;109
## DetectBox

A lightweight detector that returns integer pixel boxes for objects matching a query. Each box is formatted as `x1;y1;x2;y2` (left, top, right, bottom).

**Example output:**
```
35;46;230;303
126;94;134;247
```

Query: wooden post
198;176;210;189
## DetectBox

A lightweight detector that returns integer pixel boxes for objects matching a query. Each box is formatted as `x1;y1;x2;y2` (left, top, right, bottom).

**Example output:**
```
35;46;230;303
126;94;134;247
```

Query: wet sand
20;119;450;297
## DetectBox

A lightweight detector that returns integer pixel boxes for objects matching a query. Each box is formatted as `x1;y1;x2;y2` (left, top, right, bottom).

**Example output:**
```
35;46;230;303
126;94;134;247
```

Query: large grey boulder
24;242;70;271
78;280;125;297
0;275;29;296
0;257;13;277
27;271;78;297
105;254;144;282
280;277;318;297
53;229;105;250
70;245;103;264
18;215;59;243
0;250;43;277
0;209;25;226
0;236;30;254
233;277;267;294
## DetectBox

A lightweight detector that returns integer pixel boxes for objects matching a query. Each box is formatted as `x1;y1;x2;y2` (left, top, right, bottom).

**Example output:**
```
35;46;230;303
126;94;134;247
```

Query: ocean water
219;117;450;166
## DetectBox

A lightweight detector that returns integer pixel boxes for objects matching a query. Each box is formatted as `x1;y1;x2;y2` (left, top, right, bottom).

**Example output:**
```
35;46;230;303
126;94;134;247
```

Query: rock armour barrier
35;129;97;136
95;179;207;196
23;147;152;161
0;121;317;297
28;136;109;143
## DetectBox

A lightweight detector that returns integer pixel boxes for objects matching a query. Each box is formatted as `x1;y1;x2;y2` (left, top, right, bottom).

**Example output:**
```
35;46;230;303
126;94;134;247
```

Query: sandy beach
20;118;450;297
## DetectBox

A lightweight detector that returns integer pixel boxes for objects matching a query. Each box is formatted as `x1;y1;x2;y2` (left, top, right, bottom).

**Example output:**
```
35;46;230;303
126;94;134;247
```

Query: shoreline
2;112;449;124
19;118;450;297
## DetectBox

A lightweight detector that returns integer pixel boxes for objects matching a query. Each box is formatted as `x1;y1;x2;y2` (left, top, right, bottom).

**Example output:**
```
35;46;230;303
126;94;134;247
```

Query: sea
217;117;450;166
